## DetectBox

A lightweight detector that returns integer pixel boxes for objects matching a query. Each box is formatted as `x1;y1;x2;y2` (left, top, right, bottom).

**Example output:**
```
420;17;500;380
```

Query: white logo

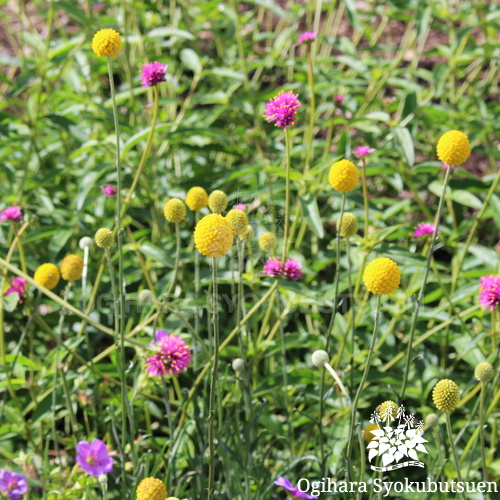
367;404;428;472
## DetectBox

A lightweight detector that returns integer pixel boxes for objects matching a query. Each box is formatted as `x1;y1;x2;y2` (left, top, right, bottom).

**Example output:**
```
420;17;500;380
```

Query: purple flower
479;275;500;311
0;206;22;223
297;31;317;44
274;477;318;499
496;244;500;253
146;333;191;377
0;470;28;500
263;258;283;277
6;277;26;299
76;439;114;477
234;203;246;210
442;163;455;171
354;145;375;158
334;95;344;105
264;91;301;129
140;62;167;88
413;223;440;238
283;259;302;280
92;3;104;11
102;185;117;197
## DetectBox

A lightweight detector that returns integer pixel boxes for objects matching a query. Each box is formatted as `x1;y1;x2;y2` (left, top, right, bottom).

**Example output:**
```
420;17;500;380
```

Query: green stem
304;46;316;176
282;128;292;263
479;383;488;482
361;158;370;237
194;211;201;369
445;412;466;500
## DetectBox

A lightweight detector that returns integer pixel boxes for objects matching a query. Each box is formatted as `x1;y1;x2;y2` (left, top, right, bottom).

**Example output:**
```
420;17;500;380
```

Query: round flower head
60;254;84;281
432;379;460;412
425;413;439;428
163;198;186;223
208;190;228;213
139;289;154;304
102;185;117;197
136;477;167;500
478;275;500;310
363;257;400;295
311;350;329;368
79;237;93;250
0;470;28;500
140;62;167;88
354;145;375;158
264;91;301;129
194;213;234;257
328;159;359;193
283;258;302;280
91;28;122;58
95;228;114;249
225;209;248;236
297;31;317;44
413;223;440;238
436;130;470;166
364;423;379;442
6;277;26;299
258;231;277;252
239;224;254;243
337;212;358;238
474;362;494;383
378;401;398;422
34;263;60;290
334;95;344;105
232;358;245;373
146;333;191;377
263;257;283;277
186;186;208;211
76;439;114;477
0;206;22;223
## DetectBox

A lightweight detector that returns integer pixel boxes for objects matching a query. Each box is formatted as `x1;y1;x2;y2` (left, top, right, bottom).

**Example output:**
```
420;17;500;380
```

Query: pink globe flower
76;439;114;477
297;31;317;44
102;185;117;197
263;258;283;277
334;95;344;105
0;206;22;223
283;258;302;280
140;62;168;88
354;145;375;158
274;477;318;499
234;203;246;210
442;163;455;171
92;2;104;11
6;277;26;299
496;244;500;253
479;275;500;311
0;470;28;500
413;223;440;238
264;91;301;129
146;332;191;377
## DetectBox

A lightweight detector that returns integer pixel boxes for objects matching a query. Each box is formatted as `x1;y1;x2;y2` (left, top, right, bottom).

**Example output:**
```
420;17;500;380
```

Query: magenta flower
0;470;28;500
354;145;376;158
297;31;317;44
283;259;302;280
274;477;318;499
92;2;104;11
496;244;500;253
0;206;22;223
140;62;167;88
234;203;246;210
6;277;26;299
76;439;114;477
334;95;344;105
264;91;301;129
479;275;500;311
442;163;455;171
413;223;440;238
146;332;191;377
102;185;117;197
263;258;283;277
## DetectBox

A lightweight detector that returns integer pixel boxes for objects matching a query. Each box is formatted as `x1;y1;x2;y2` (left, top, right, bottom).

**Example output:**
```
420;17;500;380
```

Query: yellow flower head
136;477;167;500
60;254;84;281
194;213;234;257
474;362;494;383
364;423;379;442
186;187;208;211
258;231;277;252
208;190;228;214
91;29;122;58
378;400;398;421
163;198;186;223
337;212;358;238
432;379;460;412
436;130;470;166
225;209;249;236
34;263;60;290
328;159;359;193
239;224;254;243
95;228;114;249
363;257;400;295
167;498;180;500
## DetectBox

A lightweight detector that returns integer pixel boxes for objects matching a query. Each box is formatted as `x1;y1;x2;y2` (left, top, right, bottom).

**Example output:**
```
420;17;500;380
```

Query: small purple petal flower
297;31;317;44
274;477;318;499
413;223;440;238
283;259;302;280
146;333;191;377
479;275;500;311
264;91;301;129
442;163;455;171
150;329;169;346
140;62;167;88
76;439;114;477
234;203;246;210
0;470;28;500
334;95;344;105
354;145;376;158
0;206;22;223
263;258;283;277
102;185;117;197
6;277;26;299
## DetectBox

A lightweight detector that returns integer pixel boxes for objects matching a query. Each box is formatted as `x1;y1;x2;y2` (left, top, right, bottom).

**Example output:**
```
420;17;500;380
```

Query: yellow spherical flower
136;477;167;500
95;228;114;249
208;190;228;213
186;187;208;211
436;130;470;166
363;257;400;295
34;263;60;290
91;29;122;58
432;379;460;412
163;198;186;223
474;362;494;383
328;159;359;193
239;224;254;243
379;401;398;421
194;214;234;257
226;209;249;236
60;254;84;281
337;212;359;238
258;232;277;252
364;423;379;442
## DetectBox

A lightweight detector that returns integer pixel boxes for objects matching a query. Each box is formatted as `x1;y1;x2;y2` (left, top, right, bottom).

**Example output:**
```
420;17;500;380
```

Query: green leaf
451;190;483;209
139;243;174;267
489;194;500;230
180;48;202;74
299;195;325;239
146;27;195;40
393;126;414;166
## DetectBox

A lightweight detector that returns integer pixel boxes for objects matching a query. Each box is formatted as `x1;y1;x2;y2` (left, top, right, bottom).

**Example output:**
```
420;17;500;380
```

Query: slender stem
445;412;466;500
282;128;292;263
304;46;316;176
361;158;370;237
346;238;355;396
194;211;201;369
479;383;488;482
399;166;452;401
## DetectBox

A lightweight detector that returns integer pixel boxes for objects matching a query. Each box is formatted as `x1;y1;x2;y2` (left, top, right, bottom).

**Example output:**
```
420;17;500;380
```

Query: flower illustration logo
367;404;428;471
